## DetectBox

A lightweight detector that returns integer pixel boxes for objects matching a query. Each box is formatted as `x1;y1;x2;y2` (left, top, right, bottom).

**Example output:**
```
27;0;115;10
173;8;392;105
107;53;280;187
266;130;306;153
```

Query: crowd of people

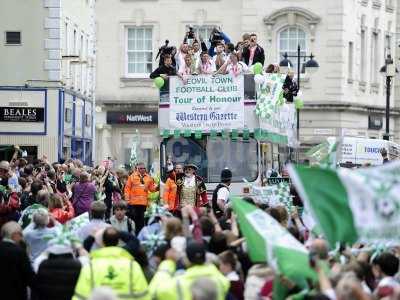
150;27;298;103
0;145;400;300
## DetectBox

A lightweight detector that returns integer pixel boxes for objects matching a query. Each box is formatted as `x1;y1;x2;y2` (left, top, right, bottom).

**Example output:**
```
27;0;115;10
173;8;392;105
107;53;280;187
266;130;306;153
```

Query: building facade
0;0;96;164
95;0;400;167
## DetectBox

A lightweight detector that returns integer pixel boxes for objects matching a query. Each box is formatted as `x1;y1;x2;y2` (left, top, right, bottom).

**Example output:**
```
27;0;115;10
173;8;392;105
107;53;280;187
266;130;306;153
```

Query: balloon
295;98;304;109
154;77;165;89
254;74;265;85
253;62;263;75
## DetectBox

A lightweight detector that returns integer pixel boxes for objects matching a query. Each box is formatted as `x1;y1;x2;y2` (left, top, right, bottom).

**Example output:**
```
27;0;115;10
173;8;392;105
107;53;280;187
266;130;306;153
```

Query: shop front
97;109;159;171
0;87;94;164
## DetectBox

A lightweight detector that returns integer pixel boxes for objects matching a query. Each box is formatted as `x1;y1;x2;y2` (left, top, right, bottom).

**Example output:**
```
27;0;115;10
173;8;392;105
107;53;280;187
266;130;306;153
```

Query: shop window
0;145;37;162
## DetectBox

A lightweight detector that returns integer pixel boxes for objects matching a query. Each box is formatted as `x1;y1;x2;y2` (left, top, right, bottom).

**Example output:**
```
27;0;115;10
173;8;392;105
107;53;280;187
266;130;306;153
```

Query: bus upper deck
157;73;297;195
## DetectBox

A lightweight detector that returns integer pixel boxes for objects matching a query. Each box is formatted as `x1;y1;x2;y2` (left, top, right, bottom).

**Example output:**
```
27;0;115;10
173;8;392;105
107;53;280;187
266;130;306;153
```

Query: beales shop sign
0;107;45;122
107;111;158;124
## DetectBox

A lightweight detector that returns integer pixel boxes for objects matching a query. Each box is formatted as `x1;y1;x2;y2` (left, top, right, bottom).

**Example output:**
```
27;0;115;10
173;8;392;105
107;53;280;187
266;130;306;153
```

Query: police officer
212;168;232;219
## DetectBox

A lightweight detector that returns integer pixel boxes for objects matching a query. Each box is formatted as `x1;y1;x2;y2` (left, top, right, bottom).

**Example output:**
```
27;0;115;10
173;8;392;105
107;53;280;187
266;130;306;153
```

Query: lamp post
379;54;397;141
279;45;319;160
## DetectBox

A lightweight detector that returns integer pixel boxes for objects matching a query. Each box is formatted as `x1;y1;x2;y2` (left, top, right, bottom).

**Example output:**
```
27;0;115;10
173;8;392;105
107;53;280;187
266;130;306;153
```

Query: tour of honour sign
169;75;245;131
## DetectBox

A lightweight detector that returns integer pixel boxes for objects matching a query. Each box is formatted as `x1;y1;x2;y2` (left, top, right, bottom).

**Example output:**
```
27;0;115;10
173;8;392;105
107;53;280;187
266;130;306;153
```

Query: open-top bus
158;73;296;197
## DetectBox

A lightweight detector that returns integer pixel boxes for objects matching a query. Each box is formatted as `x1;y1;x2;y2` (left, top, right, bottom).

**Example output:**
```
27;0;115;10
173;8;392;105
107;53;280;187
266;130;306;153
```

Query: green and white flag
289;162;400;246
306;137;338;169
67;212;90;233
19;204;47;229
232;197;315;280
252;182;293;213
129;129;140;168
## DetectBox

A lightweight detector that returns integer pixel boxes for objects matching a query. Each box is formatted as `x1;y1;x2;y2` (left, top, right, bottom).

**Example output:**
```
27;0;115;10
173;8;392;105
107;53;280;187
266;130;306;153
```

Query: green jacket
73;246;149;300
149;260;230;300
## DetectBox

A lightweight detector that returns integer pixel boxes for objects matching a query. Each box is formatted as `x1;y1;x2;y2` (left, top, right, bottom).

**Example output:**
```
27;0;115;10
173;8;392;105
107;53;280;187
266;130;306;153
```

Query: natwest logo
107;111;158;124
126;114;153;122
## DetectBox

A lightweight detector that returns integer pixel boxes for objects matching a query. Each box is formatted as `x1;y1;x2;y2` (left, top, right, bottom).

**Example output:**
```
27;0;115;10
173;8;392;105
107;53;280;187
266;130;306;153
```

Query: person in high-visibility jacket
124;162;157;234
149;240;229;300
163;164;178;211
73;227;149;300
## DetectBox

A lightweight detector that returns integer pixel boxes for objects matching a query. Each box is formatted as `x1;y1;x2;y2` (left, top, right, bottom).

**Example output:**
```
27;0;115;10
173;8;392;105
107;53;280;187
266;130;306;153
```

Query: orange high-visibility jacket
124;171;156;206
163;176;178;211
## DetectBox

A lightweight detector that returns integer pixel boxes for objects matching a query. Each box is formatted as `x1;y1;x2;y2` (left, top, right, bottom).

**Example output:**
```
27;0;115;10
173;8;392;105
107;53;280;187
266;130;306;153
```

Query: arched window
278;26;307;72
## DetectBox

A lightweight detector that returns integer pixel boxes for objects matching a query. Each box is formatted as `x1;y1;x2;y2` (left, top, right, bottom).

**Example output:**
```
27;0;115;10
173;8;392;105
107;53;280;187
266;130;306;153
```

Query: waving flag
289;162;400;246
232;198;315;281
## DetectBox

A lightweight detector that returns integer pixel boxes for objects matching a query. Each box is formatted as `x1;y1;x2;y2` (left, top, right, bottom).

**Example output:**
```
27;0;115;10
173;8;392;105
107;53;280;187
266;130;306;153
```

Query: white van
339;137;400;166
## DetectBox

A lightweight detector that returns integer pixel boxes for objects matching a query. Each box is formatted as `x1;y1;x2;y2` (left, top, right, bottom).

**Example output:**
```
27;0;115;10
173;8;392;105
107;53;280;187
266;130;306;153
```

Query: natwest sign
107;111;158;124
0;107;45;122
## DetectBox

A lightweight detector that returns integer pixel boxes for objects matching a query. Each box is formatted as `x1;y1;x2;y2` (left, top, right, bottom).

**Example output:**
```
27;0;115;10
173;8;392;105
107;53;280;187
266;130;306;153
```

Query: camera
187;26;195;39
209;27;223;47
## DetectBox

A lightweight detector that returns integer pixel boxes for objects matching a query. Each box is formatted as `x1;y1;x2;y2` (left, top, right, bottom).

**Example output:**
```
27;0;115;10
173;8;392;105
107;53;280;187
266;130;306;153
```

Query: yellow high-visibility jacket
73;246;149;300
149;260;229;300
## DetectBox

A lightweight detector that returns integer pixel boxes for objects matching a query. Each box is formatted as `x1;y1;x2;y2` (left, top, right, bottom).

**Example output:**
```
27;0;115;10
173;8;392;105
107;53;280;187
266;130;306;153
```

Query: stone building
95;0;400;167
0;0;96;164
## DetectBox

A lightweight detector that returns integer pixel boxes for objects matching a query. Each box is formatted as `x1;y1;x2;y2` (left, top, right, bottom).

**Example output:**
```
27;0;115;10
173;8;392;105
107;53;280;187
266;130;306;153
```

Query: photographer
150;54;177;80
208;27;231;57
241;33;265;67
185;26;196;46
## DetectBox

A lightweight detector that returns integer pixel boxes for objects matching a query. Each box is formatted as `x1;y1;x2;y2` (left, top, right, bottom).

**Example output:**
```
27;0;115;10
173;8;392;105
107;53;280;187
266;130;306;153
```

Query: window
64;22;68;55
80;34;84;57
162;137;258;183
278;27;307;73
385;34;391;52
370;32;379;83
85;114;91;127
186;25;217;48
360;28;366;82
5;31;21;45
348;42;354;81
126;27;153;76
73;29;77;54
65;108;72;123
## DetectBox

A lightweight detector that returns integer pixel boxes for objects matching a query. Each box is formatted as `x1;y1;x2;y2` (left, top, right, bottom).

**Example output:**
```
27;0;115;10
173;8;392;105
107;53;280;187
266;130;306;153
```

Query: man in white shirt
212;168;232;218
75;201;110;244
212;41;227;71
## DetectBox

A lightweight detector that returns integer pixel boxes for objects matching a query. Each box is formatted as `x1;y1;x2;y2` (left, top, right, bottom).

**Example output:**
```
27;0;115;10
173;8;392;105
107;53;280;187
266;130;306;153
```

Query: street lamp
380;54;397;141
279;45;319;158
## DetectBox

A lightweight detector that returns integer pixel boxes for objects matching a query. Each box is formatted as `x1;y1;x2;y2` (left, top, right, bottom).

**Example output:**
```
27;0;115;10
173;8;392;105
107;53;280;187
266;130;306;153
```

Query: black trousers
128;204;147;235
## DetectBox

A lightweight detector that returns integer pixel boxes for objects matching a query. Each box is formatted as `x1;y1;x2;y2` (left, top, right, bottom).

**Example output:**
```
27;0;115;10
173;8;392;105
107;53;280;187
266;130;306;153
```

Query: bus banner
169;75;245;131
